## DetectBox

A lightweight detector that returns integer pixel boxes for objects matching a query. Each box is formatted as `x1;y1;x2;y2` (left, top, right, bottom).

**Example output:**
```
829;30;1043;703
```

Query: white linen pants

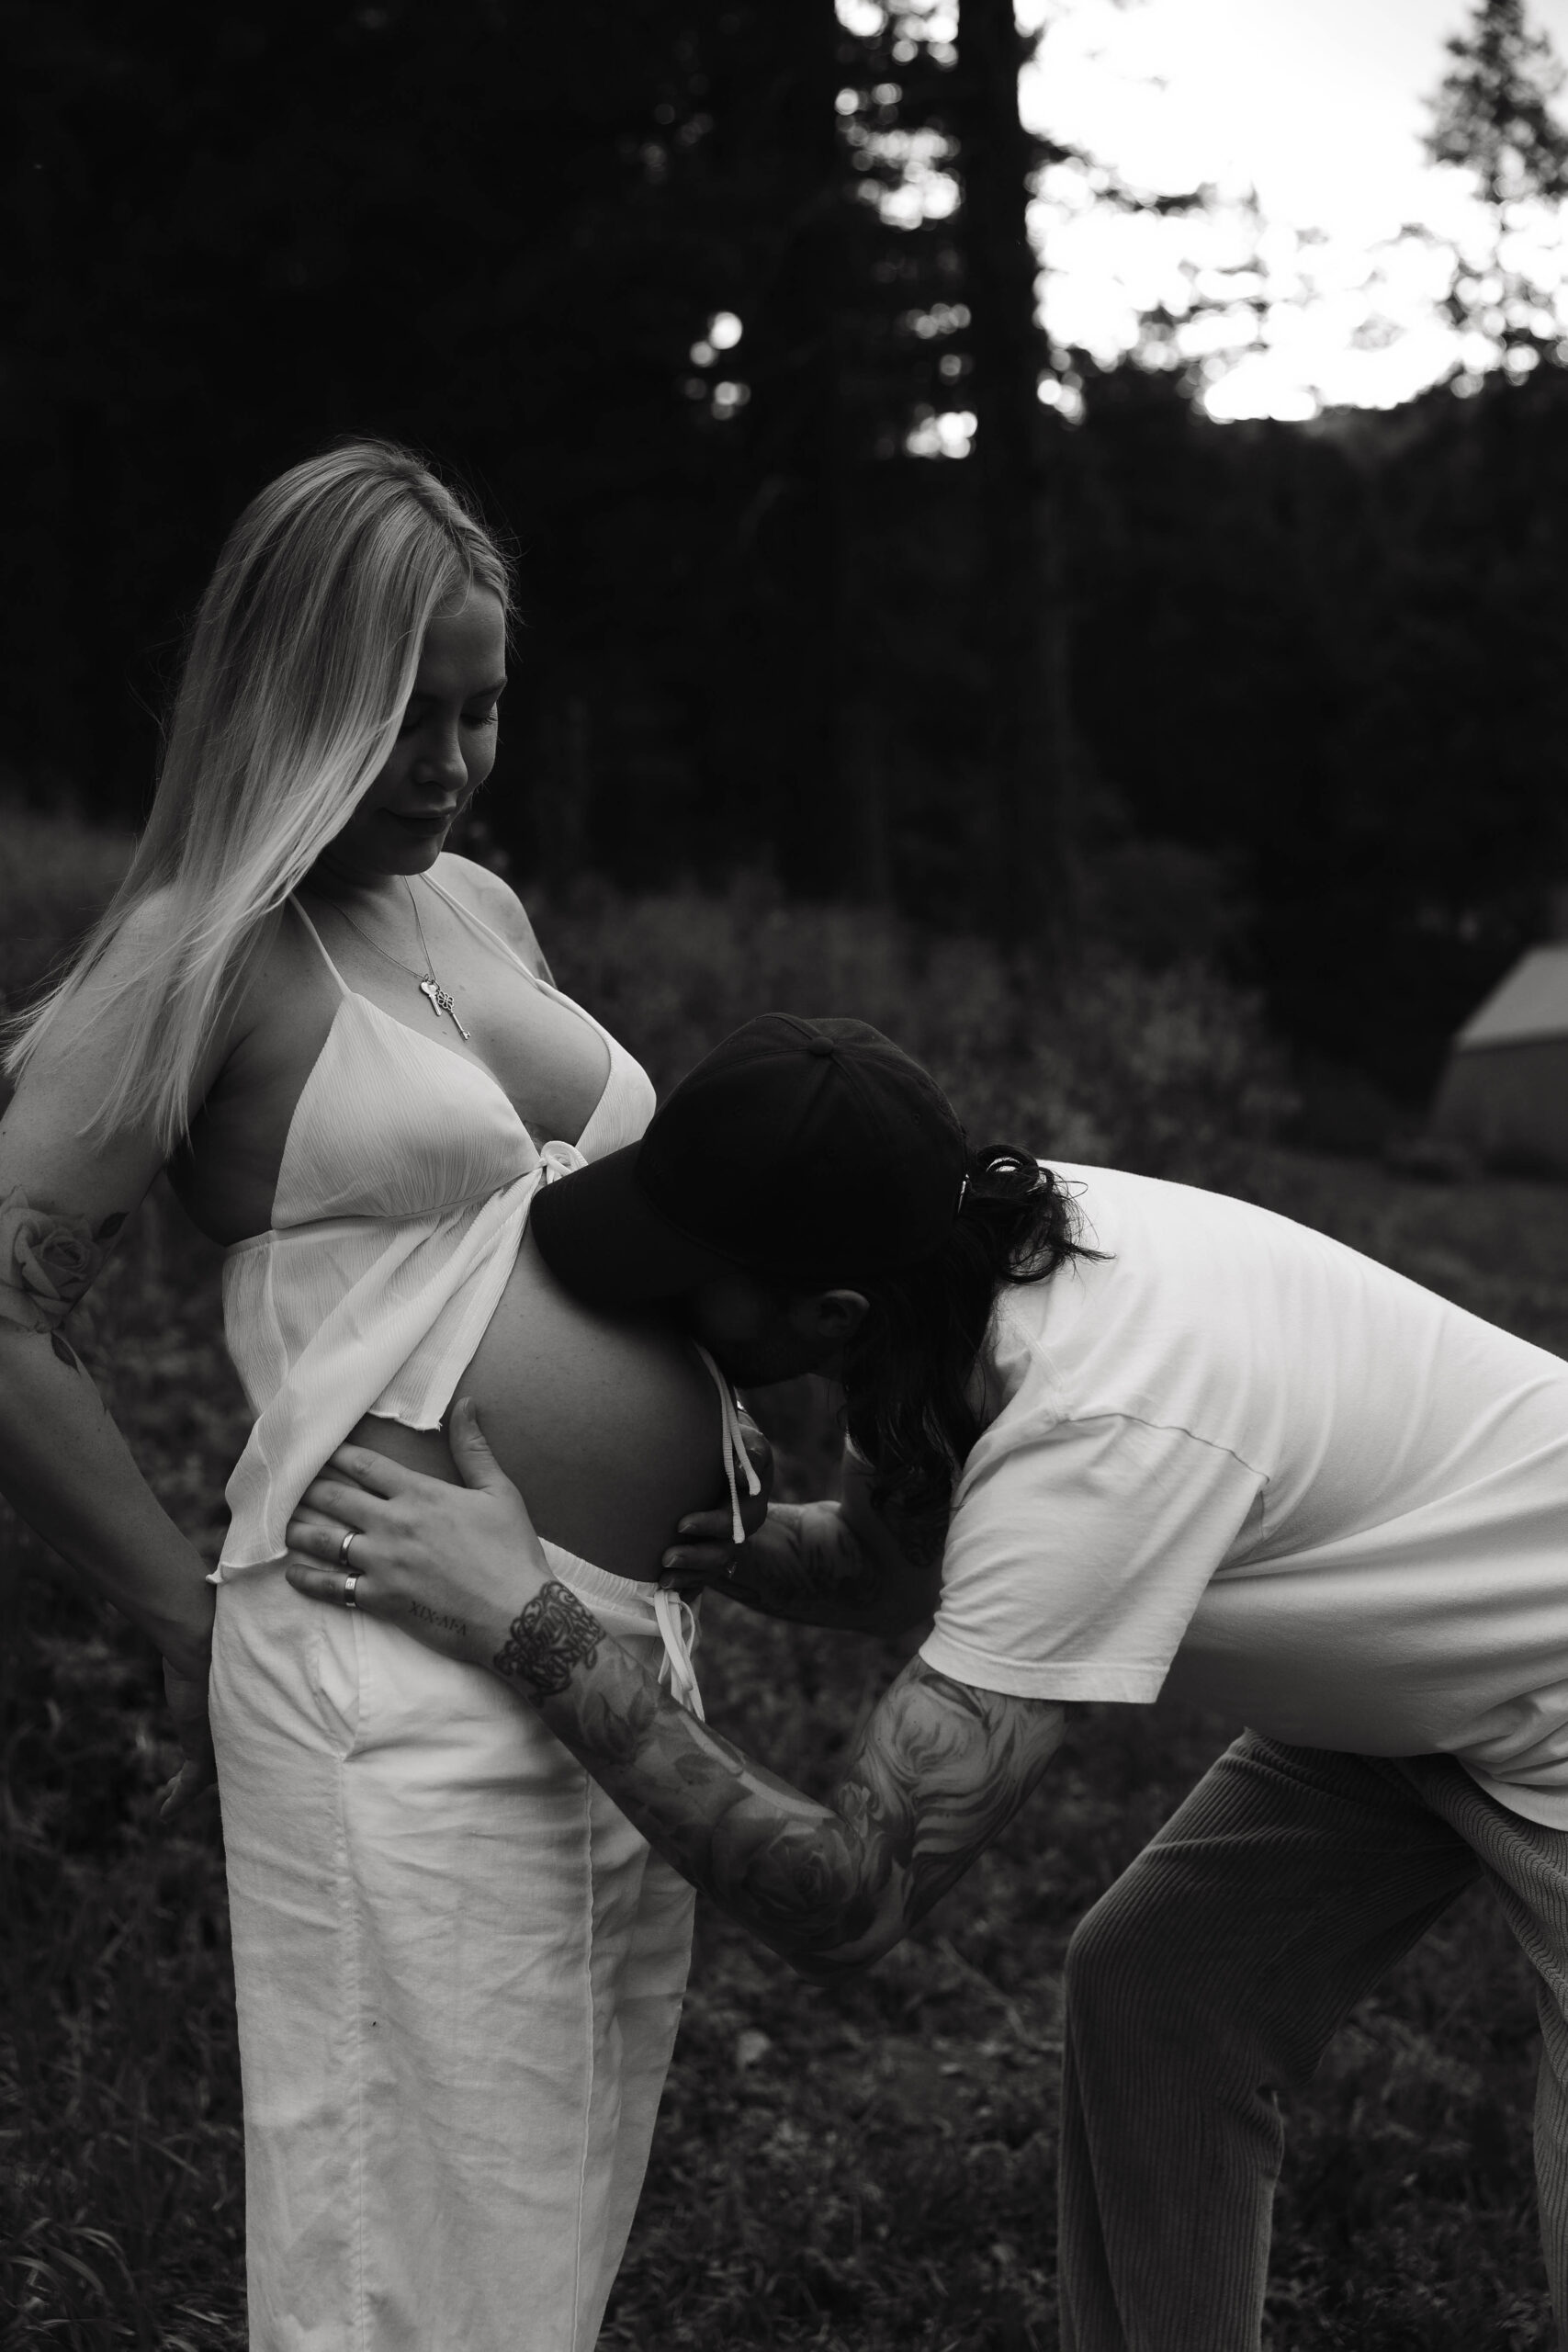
209;1552;696;2352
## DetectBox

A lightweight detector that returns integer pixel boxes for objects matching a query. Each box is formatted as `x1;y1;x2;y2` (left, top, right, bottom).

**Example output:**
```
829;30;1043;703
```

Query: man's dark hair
840;1149;1100;1562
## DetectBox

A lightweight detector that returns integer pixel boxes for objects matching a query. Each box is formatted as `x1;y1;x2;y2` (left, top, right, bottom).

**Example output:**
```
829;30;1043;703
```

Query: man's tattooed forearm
409;1599;470;1639
530;1644;1065;1977
492;1579;604;1701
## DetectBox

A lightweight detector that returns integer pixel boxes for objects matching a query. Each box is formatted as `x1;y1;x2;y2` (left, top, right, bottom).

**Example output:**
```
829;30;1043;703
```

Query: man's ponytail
839;1148;1101;1562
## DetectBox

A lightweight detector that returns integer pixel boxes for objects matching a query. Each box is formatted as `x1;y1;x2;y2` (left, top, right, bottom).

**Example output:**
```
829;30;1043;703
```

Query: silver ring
337;1529;357;1569
344;1571;360;1611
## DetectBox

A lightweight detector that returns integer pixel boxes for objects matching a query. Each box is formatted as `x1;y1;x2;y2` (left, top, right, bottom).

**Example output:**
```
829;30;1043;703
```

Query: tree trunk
953;0;1074;963
724;2;851;897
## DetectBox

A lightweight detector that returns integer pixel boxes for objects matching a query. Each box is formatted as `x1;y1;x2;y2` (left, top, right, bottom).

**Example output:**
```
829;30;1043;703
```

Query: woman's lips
389;811;454;833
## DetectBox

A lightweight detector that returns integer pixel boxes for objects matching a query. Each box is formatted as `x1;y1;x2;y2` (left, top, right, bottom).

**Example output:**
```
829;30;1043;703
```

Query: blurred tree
1424;0;1568;375
699;5;854;896
949;0;1074;961
8;0;1568;1102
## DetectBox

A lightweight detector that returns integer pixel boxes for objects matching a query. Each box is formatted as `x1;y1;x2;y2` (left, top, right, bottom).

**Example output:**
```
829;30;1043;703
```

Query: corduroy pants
1059;1730;1568;2351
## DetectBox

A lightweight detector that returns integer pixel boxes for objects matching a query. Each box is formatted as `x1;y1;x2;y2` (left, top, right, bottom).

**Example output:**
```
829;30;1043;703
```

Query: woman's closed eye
396;700;500;740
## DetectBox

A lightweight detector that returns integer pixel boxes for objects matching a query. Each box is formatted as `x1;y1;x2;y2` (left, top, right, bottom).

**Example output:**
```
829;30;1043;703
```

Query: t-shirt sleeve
919;1408;1265;1703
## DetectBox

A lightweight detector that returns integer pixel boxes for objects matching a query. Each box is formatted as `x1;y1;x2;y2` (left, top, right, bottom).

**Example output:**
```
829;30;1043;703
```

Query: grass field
2;821;1566;2348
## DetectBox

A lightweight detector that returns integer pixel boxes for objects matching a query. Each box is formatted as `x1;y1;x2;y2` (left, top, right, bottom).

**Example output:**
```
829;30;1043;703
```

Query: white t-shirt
919;1164;1568;1826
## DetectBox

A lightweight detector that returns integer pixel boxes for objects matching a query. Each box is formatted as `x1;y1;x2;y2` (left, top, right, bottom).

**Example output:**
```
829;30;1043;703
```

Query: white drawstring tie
693;1343;764;1545
650;1349;762;1722
653;1587;704;1720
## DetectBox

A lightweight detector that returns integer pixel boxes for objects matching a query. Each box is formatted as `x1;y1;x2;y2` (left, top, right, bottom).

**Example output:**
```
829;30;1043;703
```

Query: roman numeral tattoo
409;1599;471;1640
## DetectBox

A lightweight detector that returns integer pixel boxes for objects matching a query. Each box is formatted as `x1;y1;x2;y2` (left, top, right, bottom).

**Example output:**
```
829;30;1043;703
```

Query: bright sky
836;0;1568;425
1021;0;1568;416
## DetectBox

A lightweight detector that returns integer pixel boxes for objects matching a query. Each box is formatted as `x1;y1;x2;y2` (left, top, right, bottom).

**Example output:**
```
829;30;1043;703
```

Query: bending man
288;1012;1568;2352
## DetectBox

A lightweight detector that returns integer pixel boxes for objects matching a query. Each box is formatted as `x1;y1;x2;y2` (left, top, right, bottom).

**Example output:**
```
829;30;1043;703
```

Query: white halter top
218;877;676;1578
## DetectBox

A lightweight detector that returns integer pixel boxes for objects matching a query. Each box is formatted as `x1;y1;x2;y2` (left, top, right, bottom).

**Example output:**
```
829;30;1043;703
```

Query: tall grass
530;871;1293;1186
2;805;1563;2347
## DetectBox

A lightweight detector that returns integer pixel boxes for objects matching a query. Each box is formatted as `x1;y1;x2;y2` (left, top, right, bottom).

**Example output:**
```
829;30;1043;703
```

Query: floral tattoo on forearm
0;1186;124;1370
502;1625;1064;1973
492;1579;604;1701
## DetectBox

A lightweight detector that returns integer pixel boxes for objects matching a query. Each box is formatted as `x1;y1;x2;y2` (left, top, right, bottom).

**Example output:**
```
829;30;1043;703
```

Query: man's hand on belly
284;1400;553;1670
285;1402;1068;1975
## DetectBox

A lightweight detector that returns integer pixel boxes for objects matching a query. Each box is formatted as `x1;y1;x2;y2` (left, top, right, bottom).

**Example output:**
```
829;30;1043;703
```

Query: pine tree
1424;0;1568;371
948;0;1073;959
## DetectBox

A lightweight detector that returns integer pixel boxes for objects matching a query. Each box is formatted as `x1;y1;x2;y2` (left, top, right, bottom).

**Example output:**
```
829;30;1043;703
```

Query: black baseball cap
529;1013;968;1310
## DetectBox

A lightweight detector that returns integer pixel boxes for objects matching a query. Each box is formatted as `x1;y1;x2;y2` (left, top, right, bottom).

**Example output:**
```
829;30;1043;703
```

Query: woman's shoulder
434;853;552;983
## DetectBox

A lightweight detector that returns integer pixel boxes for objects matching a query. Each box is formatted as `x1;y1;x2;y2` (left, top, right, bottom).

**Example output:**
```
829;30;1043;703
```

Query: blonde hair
6;439;510;1154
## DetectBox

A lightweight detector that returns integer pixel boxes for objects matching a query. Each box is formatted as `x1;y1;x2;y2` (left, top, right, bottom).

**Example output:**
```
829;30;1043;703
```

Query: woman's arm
0;930;239;1801
0;1297;216;1672
286;1408;1065;1973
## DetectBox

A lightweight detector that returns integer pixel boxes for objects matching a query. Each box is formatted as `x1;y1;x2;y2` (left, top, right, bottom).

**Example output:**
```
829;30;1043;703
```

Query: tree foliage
1427;0;1568;208
4;0;1568;1097
1424;0;1568;363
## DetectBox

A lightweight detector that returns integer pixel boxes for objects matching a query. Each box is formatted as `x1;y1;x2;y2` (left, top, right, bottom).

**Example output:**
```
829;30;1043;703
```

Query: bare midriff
349;1231;723;1583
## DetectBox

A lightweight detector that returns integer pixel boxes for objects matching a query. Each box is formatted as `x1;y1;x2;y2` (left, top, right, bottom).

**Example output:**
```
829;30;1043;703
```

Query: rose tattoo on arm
0;1187;126;1369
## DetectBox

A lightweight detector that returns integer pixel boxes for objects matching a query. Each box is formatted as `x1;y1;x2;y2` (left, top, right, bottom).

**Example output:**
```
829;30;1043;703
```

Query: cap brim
527;1143;745;1311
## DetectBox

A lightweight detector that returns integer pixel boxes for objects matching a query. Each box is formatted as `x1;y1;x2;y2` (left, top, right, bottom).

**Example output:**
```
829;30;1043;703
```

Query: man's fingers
285;1559;337;1600
658;1572;710;1601
446;1398;513;1498
286;1514;357;1560
322;1443;406;1497
287;1558;372;1605
663;1499;748;1584
289;1503;340;1535
295;1475;381;1527
658;1552;724;1589
659;1540;737;1587
673;1506;738;1544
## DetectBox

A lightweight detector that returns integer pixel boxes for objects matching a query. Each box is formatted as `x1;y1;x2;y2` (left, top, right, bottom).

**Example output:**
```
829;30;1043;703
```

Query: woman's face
324;586;508;883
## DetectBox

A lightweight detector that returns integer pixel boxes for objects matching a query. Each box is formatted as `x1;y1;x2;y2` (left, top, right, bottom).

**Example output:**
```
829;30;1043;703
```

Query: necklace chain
329;876;432;979
321;876;471;1040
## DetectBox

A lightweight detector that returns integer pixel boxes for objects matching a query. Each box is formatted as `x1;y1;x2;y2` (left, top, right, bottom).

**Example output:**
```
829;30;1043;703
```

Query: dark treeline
7;0;1568;1096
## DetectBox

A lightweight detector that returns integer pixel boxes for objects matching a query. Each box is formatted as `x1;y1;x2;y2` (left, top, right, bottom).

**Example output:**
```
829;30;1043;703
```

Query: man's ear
790;1287;870;1348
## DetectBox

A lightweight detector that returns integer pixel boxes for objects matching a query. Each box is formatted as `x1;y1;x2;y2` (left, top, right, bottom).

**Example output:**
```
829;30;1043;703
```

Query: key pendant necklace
416;974;467;1035
330;878;472;1040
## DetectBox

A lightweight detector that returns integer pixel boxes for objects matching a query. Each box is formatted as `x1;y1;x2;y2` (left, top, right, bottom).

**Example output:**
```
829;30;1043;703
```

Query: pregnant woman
0;440;752;2349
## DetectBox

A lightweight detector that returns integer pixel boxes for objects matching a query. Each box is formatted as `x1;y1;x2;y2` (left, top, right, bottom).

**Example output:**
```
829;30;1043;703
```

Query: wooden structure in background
1432;940;1568;1172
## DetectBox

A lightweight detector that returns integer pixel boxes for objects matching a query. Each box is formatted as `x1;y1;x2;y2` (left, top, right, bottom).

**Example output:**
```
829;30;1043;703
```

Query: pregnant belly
349;1230;725;1582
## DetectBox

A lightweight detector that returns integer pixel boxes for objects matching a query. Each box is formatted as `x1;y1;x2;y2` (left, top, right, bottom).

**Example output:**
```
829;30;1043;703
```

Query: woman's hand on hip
284;1399;549;1670
158;1654;217;1821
